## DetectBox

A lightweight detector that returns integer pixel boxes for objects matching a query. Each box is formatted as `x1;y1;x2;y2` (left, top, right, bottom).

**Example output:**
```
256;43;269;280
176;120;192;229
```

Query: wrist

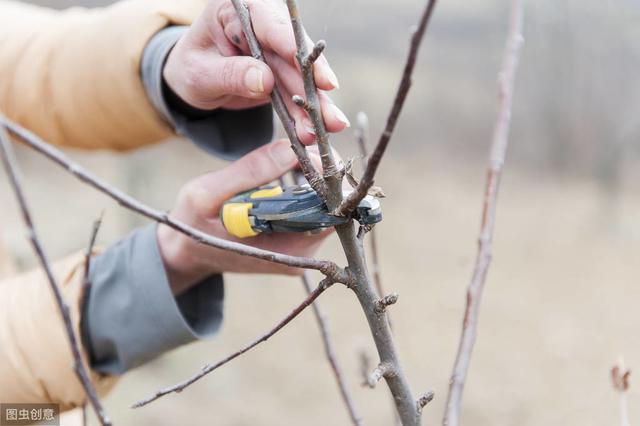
157;224;213;295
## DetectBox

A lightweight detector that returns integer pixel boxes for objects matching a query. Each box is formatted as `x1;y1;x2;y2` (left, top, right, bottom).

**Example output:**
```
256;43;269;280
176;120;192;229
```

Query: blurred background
1;0;639;424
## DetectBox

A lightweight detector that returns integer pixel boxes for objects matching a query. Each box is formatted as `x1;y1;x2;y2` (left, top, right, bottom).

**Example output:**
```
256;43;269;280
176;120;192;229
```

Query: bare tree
0;0;527;423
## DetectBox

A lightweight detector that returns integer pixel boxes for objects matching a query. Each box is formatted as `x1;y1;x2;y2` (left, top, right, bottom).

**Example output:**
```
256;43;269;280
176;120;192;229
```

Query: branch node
417;390;435;413
374;293;399;314
364;362;393;388
612;362;631;392
291;95;309;111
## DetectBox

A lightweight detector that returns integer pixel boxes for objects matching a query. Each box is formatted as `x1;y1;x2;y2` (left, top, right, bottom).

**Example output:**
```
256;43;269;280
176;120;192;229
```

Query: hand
163;0;350;145
157;139;329;295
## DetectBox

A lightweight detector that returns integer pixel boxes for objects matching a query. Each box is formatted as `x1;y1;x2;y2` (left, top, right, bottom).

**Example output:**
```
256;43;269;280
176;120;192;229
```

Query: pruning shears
221;184;382;238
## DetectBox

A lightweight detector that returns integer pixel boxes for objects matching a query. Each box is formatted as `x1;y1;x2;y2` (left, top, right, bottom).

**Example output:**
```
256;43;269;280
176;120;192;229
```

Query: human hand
157;139;330;295
163;0;350;145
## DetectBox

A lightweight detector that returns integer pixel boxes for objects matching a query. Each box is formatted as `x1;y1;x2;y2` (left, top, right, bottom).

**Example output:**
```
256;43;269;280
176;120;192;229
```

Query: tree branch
133;278;335;408
0;117;348;282
334;0;439;217
355;112;387;301
230;0;327;199
443;1;524;425
284;0;344;209
301;272;363;426
0;127;112;426
279;1;441;423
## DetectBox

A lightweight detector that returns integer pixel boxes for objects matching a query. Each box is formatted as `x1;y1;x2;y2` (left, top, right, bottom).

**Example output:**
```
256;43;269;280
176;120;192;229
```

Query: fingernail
244;67;264;94
269;140;297;168
326;67;340;90
330;104;350;128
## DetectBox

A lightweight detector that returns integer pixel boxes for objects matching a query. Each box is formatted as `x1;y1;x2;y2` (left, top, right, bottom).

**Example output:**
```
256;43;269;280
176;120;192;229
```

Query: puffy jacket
0;0;206;415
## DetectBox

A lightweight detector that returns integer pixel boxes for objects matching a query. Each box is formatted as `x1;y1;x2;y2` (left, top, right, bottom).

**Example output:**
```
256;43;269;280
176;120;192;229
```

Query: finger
224;16;251;54
246;0;339;90
318;91;351;132
266;51;349;134
192;139;299;215
190;54;275;108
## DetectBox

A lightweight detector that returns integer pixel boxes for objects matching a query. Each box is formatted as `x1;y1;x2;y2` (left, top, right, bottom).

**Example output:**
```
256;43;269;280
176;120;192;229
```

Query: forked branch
230;0;327;199
443;1;524;424
280;0;439;424
285;0;342;208
0;127;112;426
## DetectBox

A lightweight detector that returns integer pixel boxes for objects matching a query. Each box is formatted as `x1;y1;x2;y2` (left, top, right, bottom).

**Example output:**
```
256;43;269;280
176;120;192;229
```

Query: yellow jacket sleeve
0;0;206;151
0;252;117;411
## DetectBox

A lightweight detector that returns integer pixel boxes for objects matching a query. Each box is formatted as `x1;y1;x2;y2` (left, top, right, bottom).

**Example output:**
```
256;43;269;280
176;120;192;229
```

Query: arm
0;139;325;409
0;0;206;150
0;0;348;152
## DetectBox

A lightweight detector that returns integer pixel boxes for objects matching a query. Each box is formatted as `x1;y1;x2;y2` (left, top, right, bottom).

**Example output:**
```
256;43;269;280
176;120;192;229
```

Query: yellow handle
222;202;258;238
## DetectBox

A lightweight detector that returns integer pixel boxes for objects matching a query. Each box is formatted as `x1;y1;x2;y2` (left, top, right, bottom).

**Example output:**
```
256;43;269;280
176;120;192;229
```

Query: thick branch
230;0;327;199
338;222;419;425
334;0;438;217
443;2;524;425
0;127;112;426
133;278;335;408
301;272;362;426
0;117;347;282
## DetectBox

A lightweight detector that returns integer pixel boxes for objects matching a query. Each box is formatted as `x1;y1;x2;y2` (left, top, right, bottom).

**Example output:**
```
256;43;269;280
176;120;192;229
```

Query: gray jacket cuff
141;26;274;160
84;224;224;375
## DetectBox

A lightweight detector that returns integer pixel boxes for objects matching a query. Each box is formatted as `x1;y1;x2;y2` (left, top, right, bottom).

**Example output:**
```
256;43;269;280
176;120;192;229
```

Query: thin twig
355;112;390;330
443;1;524;425
83;213;103;283
79;214;104;426
133;278;335;408
285;0;342;208
230;0;327;199
301;272;363;426
334;0;439;217
611;359;631;426
0;127;112;426
0;117;347;282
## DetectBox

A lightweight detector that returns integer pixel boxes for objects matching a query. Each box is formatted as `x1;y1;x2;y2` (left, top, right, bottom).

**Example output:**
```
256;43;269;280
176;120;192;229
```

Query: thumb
204;55;275;102
192;139;298;215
